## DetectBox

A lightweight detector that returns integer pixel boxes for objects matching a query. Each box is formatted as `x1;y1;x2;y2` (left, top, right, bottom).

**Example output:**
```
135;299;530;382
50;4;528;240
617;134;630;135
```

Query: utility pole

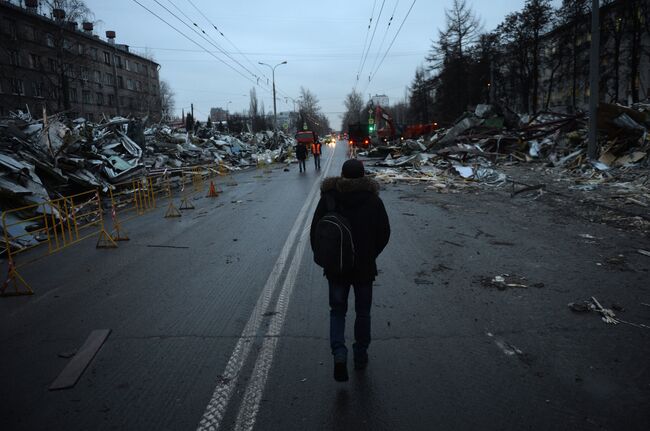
588;0;600;160
258;61;287;138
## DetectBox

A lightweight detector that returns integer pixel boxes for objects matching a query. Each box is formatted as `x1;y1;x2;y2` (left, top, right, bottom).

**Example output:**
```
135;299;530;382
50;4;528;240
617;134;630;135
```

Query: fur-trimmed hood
321;176;380;195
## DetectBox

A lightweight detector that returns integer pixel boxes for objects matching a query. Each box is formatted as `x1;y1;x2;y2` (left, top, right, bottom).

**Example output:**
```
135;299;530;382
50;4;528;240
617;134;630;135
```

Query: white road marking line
232;146;337;431
196;149;335;431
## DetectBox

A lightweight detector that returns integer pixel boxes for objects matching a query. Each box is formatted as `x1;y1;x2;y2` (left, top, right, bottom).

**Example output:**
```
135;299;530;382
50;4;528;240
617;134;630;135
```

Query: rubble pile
143;126;294;174
0;112;295;250
363;103;649;205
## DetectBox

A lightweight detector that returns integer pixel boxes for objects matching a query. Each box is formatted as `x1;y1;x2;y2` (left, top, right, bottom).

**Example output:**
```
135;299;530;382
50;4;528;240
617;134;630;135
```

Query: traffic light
368;124;375;133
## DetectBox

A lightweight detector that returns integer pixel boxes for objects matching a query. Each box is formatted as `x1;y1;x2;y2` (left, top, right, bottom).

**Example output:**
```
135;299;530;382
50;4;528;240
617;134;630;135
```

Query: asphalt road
1;140;649;431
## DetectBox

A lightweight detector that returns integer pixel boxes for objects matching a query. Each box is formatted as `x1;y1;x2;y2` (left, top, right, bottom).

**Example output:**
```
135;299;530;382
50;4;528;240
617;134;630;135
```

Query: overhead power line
357;0;386;89
364;0;417;94
183;0;271;84
130;0;262;88
152;0;269;91
368;0;399;78
353;0;378;91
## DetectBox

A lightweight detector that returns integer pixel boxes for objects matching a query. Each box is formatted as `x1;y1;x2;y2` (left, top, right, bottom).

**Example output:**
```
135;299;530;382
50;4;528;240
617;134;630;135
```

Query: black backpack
313;194;355;275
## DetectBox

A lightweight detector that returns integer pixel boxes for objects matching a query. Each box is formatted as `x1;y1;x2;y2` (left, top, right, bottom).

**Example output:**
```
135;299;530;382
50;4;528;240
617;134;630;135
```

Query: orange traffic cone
207;180;220;198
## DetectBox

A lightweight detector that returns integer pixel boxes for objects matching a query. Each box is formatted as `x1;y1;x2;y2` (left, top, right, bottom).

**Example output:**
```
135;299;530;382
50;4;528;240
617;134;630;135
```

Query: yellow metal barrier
1;190;116;296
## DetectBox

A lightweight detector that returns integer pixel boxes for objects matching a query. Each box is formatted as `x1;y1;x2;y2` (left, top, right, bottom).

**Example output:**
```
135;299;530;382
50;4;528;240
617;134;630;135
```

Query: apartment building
0;0;162;121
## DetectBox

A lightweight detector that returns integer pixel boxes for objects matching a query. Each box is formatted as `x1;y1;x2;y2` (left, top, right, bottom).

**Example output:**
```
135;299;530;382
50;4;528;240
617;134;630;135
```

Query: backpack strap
325;193;336;212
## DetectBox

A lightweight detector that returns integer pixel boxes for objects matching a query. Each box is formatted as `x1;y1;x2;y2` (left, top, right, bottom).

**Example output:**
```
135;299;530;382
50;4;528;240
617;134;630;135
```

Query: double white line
197;149;336;431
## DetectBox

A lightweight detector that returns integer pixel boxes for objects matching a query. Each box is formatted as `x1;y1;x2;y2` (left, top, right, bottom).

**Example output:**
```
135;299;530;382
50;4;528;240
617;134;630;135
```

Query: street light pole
588;0;600;160
258;61;287;135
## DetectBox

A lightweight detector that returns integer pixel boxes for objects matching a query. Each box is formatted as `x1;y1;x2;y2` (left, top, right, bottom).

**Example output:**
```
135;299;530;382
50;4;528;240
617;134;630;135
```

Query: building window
32;82;43;98
127;79;134;90
96;93;104;105
82;90;91;104
134;62;141;73
108;94;115;107
48;58;57;72
90;47;98;60
25;25;36;41
120;96;127;107
114;55;122;68
142;65;148;76
11;79;25;95
129;97;134;108
118;76;124;89
63;38;74;51
136;81;143;91
9;50;19;66
69;88;78;103
81;67;89;81
105;73;115;85
3;19;17;39
78;44;84;55
94;70;101;83
124;59;130;71
104;51;111;65
45;33;55;47
29;54;41;69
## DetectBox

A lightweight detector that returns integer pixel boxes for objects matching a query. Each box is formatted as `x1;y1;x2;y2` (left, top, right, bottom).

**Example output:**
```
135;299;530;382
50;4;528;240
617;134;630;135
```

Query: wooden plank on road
49;329;111;391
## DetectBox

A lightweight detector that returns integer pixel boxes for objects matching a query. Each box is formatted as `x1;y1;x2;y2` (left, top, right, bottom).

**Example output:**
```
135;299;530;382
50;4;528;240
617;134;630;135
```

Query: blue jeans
329;279;372;362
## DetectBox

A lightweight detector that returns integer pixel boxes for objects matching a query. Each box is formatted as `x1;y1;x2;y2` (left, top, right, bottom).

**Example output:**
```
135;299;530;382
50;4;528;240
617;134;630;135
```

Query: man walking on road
311;139;322;170
296;142;307;173
310;159;390;382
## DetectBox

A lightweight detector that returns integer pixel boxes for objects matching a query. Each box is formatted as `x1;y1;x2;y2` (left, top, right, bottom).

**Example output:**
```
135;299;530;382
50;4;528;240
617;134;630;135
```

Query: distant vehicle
347;123;370;148
295;131;317;145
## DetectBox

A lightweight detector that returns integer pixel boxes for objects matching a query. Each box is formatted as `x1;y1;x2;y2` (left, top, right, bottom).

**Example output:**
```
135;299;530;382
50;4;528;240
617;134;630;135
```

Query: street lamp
258;61;287;134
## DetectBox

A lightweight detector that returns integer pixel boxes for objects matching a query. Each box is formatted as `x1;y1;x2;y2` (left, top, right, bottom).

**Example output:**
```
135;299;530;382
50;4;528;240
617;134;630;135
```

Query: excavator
372;105;439;145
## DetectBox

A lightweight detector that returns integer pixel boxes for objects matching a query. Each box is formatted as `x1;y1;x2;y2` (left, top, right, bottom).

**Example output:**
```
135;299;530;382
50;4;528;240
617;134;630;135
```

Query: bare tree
159;80;175;121
558;0;590;109
297;87;330;135
42;0;93;24
341;90;364;131
522;0;553;112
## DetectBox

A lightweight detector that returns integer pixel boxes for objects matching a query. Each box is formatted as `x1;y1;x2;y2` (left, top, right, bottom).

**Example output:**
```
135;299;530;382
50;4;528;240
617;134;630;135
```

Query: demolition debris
0;111;296;254
362;103;649;232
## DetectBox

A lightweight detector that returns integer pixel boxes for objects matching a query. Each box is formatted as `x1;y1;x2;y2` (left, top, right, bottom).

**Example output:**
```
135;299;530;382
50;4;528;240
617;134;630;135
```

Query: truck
347;122;370;149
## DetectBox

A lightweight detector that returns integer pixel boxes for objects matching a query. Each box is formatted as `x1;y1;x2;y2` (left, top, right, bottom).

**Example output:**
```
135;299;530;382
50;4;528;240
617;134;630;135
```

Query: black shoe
334;361;349;382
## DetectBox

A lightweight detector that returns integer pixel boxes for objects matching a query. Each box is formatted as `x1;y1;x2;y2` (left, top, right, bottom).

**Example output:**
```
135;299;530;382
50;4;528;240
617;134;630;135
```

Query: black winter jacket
310;176;390;282
296;144;308;160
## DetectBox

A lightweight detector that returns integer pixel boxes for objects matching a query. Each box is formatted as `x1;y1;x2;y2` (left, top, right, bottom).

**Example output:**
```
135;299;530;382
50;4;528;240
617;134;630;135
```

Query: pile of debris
363;103;649;200
143;125;294;173
0;111;296;252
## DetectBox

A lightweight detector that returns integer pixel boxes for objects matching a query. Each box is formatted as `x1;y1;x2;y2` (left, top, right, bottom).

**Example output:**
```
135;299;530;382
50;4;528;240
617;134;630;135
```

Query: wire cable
353;0;377;91
183;0;271;83
153;0;268;90
368;0;399;78
364;0;417;93
357;0;386;90
130;0;260;88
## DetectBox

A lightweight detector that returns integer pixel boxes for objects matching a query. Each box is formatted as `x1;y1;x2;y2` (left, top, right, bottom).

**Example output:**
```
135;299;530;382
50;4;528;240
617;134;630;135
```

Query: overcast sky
83;0;561;128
